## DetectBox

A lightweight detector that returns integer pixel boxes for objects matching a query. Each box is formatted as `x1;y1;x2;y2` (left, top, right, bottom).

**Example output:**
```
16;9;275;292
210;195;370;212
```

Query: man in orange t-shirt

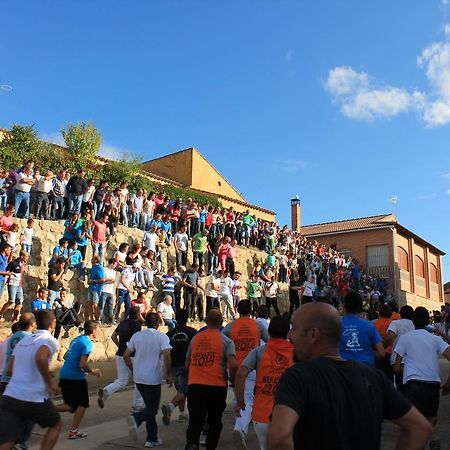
374;303;394;381
222;299;269;447
234;315;293;450
185;309;237;450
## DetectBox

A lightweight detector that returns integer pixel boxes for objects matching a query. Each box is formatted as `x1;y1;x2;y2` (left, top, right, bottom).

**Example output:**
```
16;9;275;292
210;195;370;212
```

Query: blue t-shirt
70;249;83;266
31;299;51;311
0;253;7;284
199;210;208;223
1;331;32;383
49;245;69;265
339;315;381;366
162;275;175;293
89;264;105;293
60;335;93;380
76;226;91;247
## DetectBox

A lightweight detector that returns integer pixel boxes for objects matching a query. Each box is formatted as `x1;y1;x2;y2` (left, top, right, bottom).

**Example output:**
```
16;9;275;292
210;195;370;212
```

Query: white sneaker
127;416;138;442
145;439;163;447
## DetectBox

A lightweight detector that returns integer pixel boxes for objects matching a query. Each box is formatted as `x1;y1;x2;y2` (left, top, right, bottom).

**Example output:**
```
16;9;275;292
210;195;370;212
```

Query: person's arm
439;346;450;394
234;365;250;415
163;348;173;387
392;406;432;450
111;331;119;347
394;353;403;374
227;354;239;385
267;404;298;450
373;342;385;359
35;345;61;396
79;354;102;377
123;347;133;372
50;267;64;282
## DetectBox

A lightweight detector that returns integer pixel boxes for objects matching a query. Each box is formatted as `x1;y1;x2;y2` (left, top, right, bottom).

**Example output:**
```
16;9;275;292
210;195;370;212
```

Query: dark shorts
172;366;188;395
403;380;440;418
0;396;60;444
60;378;89;410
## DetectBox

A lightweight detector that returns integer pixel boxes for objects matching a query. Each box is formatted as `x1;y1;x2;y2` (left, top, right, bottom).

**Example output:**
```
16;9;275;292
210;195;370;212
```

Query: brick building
302;214;445;310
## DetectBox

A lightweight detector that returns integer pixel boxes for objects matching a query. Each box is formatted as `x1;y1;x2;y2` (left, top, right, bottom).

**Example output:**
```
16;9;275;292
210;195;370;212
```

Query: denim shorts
87;290;100;304
7;285;23;305
172;366;188;395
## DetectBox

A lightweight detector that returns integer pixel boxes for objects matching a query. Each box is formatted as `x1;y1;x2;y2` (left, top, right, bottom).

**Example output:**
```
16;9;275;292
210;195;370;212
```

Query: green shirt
267;254;276;267
192;233;208;252
243;214;253;226
247;281;260;298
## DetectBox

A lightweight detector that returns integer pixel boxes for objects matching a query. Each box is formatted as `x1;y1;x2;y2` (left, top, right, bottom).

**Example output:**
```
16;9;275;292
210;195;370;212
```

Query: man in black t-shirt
98;306;144;411
47;257;66;307
268;302;432;450
161;309;196;426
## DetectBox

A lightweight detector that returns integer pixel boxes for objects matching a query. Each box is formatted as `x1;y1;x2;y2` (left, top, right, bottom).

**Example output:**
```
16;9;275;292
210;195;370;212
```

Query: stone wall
0;220;290;361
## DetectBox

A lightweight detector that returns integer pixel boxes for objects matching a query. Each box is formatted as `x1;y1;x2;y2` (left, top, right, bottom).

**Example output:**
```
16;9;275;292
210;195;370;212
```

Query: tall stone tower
291;196;301;232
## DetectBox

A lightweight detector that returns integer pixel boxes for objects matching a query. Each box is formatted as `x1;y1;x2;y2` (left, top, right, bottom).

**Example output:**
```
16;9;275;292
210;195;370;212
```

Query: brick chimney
291;195;301;232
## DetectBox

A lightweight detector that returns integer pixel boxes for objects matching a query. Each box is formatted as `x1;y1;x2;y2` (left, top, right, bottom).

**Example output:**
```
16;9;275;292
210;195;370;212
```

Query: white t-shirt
143;231;158;253
131;195;144;213
394;329;449;383
387;318;414;364
143;199;154;215
219;276;233;296
37;177;54;193
119;188;129;204
205;275;219;298
127;328;171;385
5;330;59;402
16;172;33;193
21;227;34;245
114;250;127;265
118;267;136;291
82;185;95;203
157;301;175;320
303;281;316;297
264;281;279;298
174;232;189;252
102;267;117;295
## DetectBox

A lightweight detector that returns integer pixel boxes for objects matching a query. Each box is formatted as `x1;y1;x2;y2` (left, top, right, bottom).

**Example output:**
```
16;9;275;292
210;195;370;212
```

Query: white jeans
220;293;235;320
103;355;144;409
253;421;269;450
234;370;256;434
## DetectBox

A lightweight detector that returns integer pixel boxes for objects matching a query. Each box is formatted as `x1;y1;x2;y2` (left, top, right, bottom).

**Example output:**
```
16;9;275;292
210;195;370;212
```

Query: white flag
389;195;398;205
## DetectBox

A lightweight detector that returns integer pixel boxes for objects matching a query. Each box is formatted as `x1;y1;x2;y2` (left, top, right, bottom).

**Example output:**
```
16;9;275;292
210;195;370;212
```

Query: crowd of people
0;160;449;450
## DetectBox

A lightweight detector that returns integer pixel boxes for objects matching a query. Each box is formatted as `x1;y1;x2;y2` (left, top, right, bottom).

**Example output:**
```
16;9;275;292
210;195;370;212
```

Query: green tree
0;124;42;169
61;122;102;167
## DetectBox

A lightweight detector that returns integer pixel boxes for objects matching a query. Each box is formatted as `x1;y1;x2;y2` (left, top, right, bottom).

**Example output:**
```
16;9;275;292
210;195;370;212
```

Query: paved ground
26;360;450;450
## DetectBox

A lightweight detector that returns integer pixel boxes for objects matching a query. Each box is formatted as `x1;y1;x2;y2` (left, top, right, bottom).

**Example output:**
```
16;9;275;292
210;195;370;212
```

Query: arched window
429;263;438;284
415;255;425;278
397;246;409;271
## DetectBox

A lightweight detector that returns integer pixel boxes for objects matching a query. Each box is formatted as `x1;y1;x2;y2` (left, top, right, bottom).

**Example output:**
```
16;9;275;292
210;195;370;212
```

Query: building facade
142;147;276;221
302;214;445;311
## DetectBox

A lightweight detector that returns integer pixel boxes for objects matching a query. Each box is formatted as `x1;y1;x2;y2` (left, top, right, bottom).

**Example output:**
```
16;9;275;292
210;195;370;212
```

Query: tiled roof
302;214;397;236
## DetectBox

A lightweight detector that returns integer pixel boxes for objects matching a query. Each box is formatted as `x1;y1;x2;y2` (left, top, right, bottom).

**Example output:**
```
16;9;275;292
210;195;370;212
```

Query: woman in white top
118;182;129;227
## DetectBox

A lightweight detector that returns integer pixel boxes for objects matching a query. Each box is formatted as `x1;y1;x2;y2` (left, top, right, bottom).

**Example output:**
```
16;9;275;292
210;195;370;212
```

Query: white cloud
442;172;450;179
324;67;411;120
286;49;295;63
275;159;306;173
447;189;450;195
325;24;450;126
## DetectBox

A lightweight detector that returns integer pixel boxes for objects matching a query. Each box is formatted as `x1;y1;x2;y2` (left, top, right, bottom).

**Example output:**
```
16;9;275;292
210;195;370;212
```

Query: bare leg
0;301;12;318
40;420;62;450
71;406;86;430
13;305;21;322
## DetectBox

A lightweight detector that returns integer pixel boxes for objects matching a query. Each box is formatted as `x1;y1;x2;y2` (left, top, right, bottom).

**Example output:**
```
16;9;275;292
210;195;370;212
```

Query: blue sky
1;1;450;276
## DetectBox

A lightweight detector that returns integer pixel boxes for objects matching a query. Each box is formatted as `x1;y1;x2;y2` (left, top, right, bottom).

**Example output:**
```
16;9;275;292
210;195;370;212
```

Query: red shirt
0;215;14;232
92;220;107;243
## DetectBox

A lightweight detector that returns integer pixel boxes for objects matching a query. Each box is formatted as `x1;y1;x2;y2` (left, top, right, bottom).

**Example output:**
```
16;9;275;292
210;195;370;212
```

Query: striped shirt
161;275;175;293
52;177;65;197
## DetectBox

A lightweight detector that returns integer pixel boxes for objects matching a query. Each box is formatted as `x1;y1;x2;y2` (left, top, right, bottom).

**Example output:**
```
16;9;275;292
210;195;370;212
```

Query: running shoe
97;388;105;408
161;404;172;425
144;439;163;447
178;412;189;422
68;430;87;439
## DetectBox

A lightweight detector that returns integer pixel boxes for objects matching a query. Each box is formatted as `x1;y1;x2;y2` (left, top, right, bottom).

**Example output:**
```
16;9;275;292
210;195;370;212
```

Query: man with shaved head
267;303;432;450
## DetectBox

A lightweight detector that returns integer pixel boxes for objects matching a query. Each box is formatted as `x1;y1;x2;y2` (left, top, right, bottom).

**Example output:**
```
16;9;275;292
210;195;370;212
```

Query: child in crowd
131;292;148;321
20;218;34;256
31;287;51;312
2;223;19;260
